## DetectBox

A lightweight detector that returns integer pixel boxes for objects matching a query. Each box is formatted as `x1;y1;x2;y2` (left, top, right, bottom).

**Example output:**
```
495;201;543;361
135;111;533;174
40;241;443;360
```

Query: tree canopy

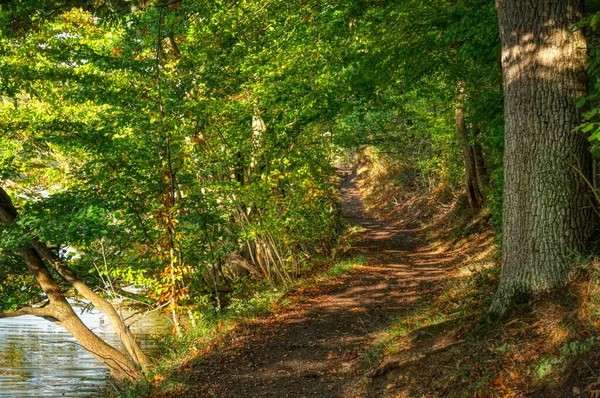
1;0;599;389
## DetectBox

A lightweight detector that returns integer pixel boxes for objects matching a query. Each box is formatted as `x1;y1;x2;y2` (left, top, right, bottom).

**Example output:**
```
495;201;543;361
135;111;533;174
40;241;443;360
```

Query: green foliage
332;0;504;210
561;337;595;358
0;0;507;352
535;356;560;379
0;2;342;318
534;337;596;382
0;254;41;312
227;282;285;319
0;0;508;343
577;11;600;159
325;256;366;276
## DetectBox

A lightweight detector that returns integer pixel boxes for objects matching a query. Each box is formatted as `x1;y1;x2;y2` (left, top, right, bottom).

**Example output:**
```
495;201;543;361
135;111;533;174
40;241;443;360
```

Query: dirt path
157;168;449;397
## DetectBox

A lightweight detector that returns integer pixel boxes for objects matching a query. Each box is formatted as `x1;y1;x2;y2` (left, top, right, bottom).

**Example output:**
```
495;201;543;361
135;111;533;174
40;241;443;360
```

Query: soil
152;168;455;398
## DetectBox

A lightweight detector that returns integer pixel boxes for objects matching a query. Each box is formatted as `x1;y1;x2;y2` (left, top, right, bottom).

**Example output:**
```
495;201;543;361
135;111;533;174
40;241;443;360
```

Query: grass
325;256;366;276
332;149;600;396
359;250;600;397
123;148;600;397
112;254;367;397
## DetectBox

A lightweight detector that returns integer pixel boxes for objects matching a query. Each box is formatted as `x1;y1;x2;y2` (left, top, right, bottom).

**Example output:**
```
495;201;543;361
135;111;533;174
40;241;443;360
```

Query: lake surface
0;308;168;398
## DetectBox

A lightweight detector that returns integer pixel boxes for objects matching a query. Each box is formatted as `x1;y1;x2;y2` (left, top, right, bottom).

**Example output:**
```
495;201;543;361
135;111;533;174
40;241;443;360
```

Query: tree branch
0;305;55;319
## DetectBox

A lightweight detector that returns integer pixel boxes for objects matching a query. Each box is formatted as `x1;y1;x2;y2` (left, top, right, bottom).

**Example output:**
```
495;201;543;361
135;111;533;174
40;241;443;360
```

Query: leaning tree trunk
0;187;142;382
32;240;150;367
17;247;142;382
490;0;595;315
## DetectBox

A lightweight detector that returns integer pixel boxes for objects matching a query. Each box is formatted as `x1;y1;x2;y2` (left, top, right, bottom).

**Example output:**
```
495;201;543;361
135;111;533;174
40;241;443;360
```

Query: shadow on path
155;168;454;398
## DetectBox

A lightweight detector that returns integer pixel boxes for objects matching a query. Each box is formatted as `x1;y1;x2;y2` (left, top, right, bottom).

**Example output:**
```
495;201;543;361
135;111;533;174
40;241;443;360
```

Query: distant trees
332;0;502;206
332;0;600;315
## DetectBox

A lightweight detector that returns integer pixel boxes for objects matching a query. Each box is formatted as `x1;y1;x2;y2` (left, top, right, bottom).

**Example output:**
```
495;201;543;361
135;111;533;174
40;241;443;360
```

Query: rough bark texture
0;186;142;381
490;0;594;315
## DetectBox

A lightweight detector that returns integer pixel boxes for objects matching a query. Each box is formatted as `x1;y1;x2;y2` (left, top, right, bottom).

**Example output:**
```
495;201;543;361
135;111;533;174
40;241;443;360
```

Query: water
0;308;168;398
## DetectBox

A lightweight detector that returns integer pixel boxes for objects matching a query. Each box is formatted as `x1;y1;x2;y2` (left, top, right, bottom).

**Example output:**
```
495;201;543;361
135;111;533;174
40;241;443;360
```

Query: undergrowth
357;147;600;397
119;147;600;397
113;252;367;398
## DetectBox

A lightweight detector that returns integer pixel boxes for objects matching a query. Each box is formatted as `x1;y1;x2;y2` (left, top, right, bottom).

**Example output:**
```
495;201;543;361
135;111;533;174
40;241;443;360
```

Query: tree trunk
490;0;594;315
456;103;484;211
471;126;488;189
32;239;150;367
0;187;143;381
19;247;142;382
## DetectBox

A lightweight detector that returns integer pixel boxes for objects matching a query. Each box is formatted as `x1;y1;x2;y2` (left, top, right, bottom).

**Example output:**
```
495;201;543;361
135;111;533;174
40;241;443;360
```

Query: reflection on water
0;308;168;398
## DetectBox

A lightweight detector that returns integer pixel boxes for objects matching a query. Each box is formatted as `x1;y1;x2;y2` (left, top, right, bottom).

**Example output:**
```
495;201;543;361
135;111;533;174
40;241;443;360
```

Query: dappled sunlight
144;160;509;398
149;167;473;397
2;0;594;396
502;4;586;86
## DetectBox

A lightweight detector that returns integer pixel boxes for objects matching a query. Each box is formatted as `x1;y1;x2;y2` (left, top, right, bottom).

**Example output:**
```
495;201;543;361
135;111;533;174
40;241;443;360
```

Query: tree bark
19;247;142;382
490;0;595;315
32;240;150;367
471;126;488;189
0;187;143;381
456;102;484;211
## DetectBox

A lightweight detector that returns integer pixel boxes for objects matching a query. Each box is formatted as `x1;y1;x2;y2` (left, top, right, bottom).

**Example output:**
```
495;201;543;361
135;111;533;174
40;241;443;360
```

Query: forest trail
156;168;452;397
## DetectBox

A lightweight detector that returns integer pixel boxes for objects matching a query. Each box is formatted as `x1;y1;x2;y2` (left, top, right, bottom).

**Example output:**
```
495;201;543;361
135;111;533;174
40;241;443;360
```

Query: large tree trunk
490;0;595;315
0;187;143;381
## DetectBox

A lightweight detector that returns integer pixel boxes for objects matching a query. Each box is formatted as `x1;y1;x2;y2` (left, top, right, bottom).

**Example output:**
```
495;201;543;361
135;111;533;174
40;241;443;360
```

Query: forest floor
147;163;600;398
148;166;491;397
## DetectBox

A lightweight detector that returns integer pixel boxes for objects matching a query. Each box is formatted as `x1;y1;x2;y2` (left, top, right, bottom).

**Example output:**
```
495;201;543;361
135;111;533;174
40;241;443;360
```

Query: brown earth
151;168;476;398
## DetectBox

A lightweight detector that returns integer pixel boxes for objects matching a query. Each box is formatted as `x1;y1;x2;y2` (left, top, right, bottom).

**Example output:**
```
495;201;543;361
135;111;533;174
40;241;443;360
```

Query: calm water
0;308;168;398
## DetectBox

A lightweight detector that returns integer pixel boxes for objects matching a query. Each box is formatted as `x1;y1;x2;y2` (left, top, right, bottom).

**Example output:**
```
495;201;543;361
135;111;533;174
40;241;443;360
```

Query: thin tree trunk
490;0;595;315
471;126;488;189
156;9;182;336
456;100;484;211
